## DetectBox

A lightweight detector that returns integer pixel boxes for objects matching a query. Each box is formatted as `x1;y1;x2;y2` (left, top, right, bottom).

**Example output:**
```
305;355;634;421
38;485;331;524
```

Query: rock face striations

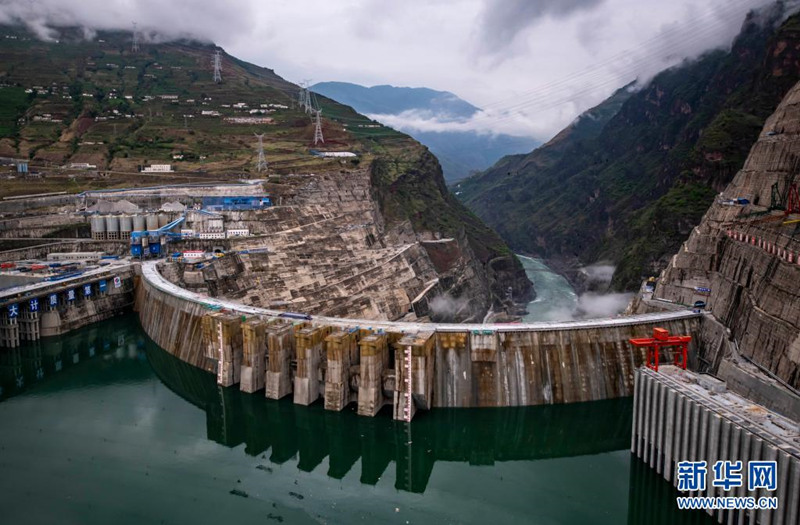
159;168;525;323
636;81;800;390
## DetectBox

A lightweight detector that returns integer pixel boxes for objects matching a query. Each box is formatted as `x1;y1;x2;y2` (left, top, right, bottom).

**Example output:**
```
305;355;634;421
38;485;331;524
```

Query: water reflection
145;335;635;493
1;316;632;493
0;316;148;400
0;316;713;524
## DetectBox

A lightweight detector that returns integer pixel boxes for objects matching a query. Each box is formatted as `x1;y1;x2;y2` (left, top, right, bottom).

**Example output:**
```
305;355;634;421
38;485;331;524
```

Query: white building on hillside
142;164;173;173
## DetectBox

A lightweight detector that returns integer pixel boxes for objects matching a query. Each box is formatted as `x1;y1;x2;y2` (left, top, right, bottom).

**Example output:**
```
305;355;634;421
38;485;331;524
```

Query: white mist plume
429;294;471;320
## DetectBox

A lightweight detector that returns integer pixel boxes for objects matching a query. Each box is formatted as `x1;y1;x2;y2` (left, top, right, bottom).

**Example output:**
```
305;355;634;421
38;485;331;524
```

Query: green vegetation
0;86;29;137
0;24;530;300
458;8;800;290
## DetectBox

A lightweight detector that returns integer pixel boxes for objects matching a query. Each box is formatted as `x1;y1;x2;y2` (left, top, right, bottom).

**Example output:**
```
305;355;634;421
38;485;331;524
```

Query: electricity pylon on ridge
297;79;314;114
131;22;140;53
254;133;268;173
213;50;222;83
313;110;324;145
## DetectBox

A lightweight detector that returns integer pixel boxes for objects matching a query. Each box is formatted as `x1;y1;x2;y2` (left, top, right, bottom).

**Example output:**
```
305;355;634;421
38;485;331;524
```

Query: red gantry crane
629;327;691;372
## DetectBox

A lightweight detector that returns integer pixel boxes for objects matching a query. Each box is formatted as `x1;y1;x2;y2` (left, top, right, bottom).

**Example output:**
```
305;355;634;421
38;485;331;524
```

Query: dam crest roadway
142;261;701;333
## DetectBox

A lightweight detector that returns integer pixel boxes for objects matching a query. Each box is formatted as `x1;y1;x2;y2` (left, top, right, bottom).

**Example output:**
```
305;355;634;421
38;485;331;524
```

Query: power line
468;10;756;128
324;2;759;137
479;0;765;112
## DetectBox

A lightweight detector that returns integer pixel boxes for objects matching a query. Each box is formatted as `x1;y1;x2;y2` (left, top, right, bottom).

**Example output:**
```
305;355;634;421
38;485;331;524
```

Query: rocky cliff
458;4;800;291
159;168;511;322
635;80;800;390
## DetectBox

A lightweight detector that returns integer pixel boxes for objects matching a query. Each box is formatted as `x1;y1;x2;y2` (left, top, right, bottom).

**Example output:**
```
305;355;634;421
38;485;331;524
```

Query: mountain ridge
457;2;800;291
311;81;539;182
0;24;533;317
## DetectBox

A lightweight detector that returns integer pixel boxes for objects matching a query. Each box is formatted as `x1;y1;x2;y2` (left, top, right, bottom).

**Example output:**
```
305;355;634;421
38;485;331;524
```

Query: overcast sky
0;0;781;140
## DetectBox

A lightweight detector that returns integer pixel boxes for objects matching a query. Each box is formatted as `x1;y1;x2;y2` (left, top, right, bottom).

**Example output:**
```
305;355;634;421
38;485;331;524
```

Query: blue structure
202;196;271;211
16;161;28;174
130;216;184;257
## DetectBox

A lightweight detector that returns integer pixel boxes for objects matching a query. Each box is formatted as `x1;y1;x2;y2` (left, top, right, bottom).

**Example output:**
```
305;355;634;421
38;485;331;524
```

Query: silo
119;215;133;240
133;214;146;233
90;215;106;240
105;215;119;240
146;214;159;232
209;217;224;232
158;213;169;228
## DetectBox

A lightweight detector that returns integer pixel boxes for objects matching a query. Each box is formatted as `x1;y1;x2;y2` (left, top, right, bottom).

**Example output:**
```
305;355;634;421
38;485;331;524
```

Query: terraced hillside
0;25;532;319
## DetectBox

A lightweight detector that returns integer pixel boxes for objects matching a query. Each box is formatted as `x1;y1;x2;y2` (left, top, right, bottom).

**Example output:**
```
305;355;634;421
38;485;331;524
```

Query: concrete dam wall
0;265;136;348
136;262;702;419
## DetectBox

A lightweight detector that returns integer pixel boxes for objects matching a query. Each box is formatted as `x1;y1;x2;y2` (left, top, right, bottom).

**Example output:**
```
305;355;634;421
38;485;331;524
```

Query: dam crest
136;260;702;420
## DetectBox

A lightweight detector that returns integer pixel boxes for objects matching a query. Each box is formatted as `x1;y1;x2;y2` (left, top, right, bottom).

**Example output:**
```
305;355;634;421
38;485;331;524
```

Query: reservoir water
0;263;711;525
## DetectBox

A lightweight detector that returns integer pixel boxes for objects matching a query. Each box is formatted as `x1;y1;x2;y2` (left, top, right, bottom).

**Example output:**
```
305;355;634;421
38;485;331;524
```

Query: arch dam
135;261;704;421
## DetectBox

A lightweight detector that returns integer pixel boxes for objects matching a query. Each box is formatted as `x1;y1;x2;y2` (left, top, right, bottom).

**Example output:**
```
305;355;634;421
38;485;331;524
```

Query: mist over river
518;255;633;322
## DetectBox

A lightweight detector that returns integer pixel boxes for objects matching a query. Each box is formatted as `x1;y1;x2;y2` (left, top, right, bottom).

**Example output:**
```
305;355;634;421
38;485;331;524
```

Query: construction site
0;20;799;525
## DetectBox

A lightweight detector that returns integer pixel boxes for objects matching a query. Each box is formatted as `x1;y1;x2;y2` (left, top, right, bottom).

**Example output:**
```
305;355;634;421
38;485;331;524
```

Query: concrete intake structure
136;261;703;419
0;264;136;348
632;366;799;525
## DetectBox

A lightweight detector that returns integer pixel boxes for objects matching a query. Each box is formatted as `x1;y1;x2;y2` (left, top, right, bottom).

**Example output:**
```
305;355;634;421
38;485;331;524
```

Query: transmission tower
131;22;140;53
213;50;222;83
313;110;324;145
254;133;268;173
296;80;314;114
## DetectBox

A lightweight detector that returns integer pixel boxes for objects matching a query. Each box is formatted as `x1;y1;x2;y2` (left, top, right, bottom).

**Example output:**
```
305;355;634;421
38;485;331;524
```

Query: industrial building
142;164;173;173
201;196;271;211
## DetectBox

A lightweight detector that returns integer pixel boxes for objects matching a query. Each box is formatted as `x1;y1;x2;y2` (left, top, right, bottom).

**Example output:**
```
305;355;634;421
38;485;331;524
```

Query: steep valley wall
635;81;800;390
162;169;516;323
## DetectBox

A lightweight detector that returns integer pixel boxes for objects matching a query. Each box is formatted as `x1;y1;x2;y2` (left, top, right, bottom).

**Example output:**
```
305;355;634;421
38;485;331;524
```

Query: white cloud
367;108;541;137
0;0;785;141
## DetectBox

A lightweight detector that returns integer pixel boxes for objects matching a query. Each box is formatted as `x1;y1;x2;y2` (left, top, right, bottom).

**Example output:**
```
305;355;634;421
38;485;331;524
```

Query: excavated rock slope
162;169;496;323
639;81;800;389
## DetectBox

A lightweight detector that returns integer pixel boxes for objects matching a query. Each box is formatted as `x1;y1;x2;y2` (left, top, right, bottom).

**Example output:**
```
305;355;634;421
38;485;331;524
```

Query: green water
519;255;579;322
0;315;713;524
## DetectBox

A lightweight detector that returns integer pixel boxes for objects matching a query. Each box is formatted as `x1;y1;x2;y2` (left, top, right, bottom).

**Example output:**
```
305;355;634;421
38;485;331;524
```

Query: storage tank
146;214;159;232
105;215;119;240
157;213;169;228
105;215;119;233
120;215;132;233
119;215;132;239
133;215;146;233
90;215;106;240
